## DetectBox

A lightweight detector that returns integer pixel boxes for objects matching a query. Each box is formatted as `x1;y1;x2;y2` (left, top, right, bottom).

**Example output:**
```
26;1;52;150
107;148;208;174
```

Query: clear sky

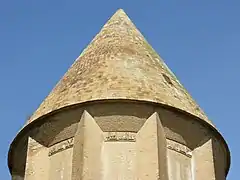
0;1;239;179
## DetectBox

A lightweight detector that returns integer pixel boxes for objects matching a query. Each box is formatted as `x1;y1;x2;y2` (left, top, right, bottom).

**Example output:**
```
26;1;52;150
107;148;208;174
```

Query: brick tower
8;9;230;180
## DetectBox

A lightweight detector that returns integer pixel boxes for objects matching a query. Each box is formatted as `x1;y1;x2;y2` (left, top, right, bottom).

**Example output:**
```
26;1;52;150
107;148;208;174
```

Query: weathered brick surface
28;9;211;125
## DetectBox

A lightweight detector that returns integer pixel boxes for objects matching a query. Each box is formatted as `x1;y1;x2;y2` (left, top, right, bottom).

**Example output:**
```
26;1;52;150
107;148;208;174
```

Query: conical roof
28;9;212;125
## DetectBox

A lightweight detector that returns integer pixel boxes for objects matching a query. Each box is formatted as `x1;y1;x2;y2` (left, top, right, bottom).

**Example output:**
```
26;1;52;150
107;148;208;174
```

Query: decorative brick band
48;132;137;156
166;139;192;158
48;138;74;156
104;132;136;142
48;135;192;158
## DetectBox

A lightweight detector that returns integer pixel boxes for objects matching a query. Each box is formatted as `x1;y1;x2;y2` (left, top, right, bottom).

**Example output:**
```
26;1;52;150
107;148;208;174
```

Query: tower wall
8;101;229;180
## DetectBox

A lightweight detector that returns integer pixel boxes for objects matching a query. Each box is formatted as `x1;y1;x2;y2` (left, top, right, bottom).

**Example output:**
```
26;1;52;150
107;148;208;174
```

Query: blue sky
0;1;239;179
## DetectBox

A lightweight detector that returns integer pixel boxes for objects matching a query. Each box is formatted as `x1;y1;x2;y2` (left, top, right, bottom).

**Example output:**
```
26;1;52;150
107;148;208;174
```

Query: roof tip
113;8;128;16
101;8;131;29
116;8;125;13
